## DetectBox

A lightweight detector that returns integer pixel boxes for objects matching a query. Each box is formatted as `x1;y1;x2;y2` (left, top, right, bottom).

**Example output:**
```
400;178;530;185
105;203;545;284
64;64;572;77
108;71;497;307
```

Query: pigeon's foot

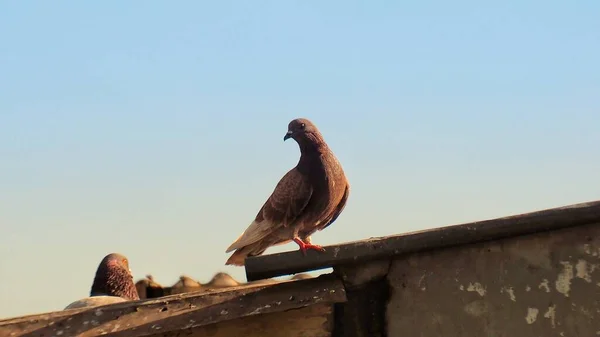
293;238;326;256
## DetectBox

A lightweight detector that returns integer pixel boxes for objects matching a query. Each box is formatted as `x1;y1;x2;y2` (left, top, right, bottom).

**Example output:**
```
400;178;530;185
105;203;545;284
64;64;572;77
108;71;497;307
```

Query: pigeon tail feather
225;219;275;253
225;240;271;266
225;248;250;266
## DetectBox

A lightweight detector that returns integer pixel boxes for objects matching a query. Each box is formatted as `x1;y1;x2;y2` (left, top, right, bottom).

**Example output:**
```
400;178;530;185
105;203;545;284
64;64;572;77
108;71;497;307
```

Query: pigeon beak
283;131;293;141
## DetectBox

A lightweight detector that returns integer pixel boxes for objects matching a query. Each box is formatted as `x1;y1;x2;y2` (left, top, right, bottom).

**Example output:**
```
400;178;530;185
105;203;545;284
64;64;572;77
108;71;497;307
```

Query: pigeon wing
319;183;350;231
226;168;313;252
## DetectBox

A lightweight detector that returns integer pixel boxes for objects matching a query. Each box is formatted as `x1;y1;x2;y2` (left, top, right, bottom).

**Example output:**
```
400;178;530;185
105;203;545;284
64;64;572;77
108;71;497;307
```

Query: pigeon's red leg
293;238;326;256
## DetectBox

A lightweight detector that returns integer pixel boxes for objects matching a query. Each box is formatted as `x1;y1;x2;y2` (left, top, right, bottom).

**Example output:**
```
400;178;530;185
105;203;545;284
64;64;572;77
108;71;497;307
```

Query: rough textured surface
164;303;334;337
387;222;600;337
331;259;391;337
0;275;346;337
245;200;600;281
333;277;389;337
335;259;391;290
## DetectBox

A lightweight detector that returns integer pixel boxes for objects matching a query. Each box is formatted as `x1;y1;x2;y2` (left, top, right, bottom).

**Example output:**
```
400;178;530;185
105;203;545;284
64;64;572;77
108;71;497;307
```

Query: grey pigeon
226;118;350;266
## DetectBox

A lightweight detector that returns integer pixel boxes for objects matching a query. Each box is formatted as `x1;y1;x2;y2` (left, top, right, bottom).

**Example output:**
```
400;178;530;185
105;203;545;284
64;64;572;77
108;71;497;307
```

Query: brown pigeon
64;253;139;309
135;274;163;300
225;118;350;266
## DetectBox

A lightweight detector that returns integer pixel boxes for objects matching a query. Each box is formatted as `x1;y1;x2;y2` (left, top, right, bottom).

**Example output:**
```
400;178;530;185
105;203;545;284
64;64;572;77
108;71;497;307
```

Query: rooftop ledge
2;199;600;336
244;200;600;281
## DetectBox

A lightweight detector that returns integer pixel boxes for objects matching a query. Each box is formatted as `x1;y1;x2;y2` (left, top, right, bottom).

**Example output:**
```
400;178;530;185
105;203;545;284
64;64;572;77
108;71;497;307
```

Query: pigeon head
284;118;326;148
90;253;140;300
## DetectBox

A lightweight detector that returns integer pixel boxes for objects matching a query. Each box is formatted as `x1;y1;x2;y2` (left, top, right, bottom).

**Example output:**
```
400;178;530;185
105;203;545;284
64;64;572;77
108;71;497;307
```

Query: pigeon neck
296;133;327;155
91;266;140;300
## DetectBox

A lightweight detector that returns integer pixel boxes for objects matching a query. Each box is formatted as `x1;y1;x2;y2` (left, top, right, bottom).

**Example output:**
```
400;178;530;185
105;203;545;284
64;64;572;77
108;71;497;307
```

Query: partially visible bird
135;274;163;299
173;275;202;288
225;118;350;266
170;275;202;295
205;272;240;288
64;253;139;310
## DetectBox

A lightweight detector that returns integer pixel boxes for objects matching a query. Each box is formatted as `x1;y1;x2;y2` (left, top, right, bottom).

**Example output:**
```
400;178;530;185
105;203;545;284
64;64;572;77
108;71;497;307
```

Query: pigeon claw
293;238;326;256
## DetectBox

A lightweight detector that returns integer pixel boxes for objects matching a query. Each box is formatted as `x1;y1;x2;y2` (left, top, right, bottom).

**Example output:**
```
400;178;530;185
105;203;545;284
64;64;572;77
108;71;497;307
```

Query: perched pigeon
135;274;163;299
64;253;139;310
225;118;350;266
205;272;240;288
173;275;202;288
170;275;202;295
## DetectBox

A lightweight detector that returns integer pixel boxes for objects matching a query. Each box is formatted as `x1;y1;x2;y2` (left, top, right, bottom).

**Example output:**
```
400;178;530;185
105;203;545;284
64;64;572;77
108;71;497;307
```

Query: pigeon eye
300;123;306;129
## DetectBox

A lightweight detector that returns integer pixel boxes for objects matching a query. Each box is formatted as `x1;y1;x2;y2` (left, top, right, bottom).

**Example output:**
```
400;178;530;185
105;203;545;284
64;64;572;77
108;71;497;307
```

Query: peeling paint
459;285;464;291
583;244;600;258
500;286;516;302
466;282;486;296
555;262;574;297
506;241;552;269
580;306;594;319
332;247;340;258
525;285;531;292
525;307;539;324
418;274;427;291
539;279;551;292
543;304;557;328
575;259;597;283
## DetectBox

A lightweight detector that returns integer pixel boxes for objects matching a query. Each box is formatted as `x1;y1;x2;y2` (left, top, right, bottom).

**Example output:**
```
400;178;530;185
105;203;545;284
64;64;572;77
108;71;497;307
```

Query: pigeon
135;274;163;300
173;275;202;288
225;118;350;266
170;275;202;295
64;253;139;310
205;272;240;288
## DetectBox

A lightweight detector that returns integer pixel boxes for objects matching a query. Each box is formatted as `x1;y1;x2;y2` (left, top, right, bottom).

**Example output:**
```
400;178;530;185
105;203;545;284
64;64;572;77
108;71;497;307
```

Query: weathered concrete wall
387;223;600;337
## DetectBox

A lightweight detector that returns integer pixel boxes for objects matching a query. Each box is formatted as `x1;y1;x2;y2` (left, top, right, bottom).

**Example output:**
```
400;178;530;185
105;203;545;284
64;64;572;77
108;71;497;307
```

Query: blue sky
0;1;599;319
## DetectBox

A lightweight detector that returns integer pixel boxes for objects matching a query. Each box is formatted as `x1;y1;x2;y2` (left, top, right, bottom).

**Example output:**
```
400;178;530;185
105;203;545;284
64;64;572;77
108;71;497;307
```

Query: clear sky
1;1;599;319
